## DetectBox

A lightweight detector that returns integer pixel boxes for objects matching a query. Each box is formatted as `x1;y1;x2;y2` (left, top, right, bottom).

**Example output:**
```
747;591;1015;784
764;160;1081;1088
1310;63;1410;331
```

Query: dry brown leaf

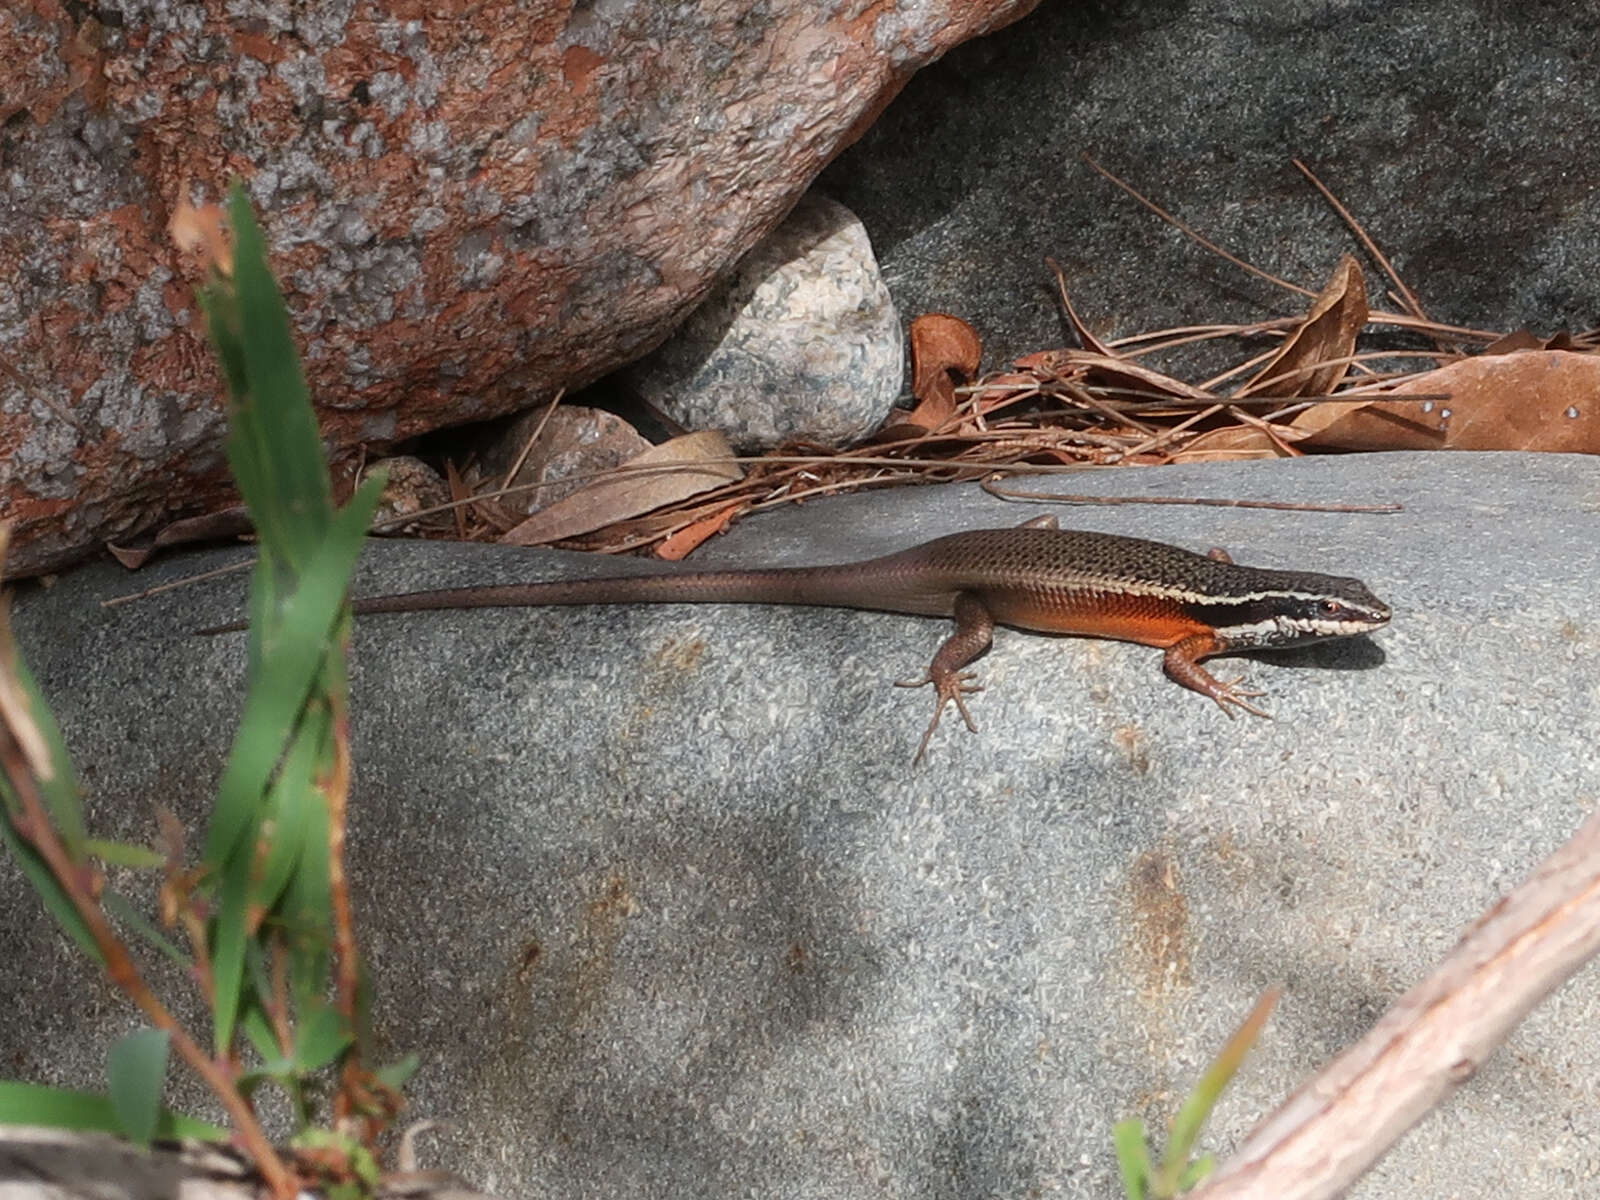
1017;349;1213;401
1171;423;1309;462
502;431;742;546
105;508;253;569
902;313;982;432
1479;329;1577;355
1281;396;1371;441
168;200;233;276
1298;349;1600;452
1480;329;1547;356
1236;255;1367;397
655;500;743;560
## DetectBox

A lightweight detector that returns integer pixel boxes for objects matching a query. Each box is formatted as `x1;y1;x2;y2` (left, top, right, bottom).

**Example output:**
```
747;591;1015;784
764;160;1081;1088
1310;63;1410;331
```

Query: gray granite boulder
4;452;1600;1197
821;1;1600;370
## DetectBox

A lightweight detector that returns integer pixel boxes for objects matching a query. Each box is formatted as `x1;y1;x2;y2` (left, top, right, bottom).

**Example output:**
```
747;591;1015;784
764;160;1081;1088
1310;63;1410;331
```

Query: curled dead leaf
1237;255;1368;398
105;508;254;569
502;430;743;546
900;313;983;433
1171;422;1310;462
1031;351;1212;402
655;501;744;560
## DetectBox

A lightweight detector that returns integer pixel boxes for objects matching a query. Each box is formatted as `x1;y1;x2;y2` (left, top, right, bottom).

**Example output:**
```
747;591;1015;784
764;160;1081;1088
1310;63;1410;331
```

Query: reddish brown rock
0;0;1039;577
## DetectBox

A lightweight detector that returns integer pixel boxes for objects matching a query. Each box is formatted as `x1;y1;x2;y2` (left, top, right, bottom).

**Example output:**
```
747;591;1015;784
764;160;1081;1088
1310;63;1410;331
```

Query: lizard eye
1318;599;1343;617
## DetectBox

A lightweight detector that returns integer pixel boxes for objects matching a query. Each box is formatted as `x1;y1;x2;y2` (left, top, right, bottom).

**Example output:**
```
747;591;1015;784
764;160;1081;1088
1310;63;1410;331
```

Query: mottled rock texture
0;0;1038;576
624;193;903;451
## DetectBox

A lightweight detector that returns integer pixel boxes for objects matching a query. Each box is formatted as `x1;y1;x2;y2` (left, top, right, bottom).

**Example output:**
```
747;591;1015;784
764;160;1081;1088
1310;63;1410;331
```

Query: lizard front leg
896;591;995;764
1163;633;1270;719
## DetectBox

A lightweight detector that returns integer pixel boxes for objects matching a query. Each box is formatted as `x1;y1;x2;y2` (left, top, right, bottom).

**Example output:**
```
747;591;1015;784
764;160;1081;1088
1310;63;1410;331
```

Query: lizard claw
898;670;984;764
1210;675;1271;720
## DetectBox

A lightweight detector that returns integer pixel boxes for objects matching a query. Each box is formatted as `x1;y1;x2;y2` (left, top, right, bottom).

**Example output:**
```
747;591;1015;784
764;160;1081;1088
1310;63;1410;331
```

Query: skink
203;516;1391;761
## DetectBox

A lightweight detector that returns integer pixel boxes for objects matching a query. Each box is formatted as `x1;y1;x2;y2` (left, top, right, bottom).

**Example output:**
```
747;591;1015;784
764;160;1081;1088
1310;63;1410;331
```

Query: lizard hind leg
895;592;997;764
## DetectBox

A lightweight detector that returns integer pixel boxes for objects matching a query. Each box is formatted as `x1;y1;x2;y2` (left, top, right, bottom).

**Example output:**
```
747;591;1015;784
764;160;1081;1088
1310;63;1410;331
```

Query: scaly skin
200;516;1392;761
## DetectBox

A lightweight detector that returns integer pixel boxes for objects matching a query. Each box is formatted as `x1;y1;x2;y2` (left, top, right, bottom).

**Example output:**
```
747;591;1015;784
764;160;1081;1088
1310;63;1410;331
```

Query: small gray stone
473;405;653;518
364;455;452;534
625;193;903;452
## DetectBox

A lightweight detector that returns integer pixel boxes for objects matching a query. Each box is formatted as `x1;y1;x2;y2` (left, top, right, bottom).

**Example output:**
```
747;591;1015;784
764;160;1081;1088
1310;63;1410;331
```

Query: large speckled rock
624;193;903;451
0;0;1039;576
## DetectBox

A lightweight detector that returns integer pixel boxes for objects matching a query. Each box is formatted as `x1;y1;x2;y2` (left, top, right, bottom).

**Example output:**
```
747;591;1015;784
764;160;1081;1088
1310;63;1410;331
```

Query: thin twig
1224;350;1462;396
99;557;255;608
980;481;1401;513
1114;402;1228;461
1081;154;1315;300
1114;322;1292;362
1222;404;1302;457
1045;257;1117;356
1292;159;1429;326
1062;381;1159;437
1368;311;1503;341
1200;342;1287;393
1105;320;1298;350
498;389;565;494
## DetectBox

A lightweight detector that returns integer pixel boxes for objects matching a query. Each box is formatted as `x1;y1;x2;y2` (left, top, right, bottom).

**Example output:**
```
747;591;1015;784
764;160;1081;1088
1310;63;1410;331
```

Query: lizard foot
1207;675;1271;720
897;669;984;764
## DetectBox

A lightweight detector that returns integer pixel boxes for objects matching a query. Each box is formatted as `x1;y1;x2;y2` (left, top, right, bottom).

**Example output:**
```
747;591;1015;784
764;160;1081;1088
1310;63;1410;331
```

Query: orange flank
981;590;1210;649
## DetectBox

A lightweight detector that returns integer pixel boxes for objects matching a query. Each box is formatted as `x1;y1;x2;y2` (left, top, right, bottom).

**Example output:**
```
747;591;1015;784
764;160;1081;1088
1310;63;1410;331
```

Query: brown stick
1080;154;1316;300
979;483;1402;513
1192;808;1600;1200
324;689;367;1126
0;740;298;1199
1292;159;1430;326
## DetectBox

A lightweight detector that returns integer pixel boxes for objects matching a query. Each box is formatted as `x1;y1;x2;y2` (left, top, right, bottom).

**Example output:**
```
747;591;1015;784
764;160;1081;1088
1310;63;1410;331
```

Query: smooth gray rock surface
820;1;1600;371
5;452;1600;1198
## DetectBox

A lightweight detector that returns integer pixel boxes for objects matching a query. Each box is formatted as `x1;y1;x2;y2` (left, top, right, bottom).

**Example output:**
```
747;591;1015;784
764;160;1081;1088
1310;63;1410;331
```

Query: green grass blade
240;1006;293;1076
1113;1117;1151;1200
102;891;189;967
207;480;383;1053
1157;988;1281;1193
293;1004;353;1073
197;285;247;401
0;1079;225;1141
225;185;331;568
374;1054;420;1091
209;836;254;1057
0;801;98;962
284;785;333;1018
252;715;328;915
1177;1153;1217;1190
203;476;383;870
85;839;165;869
106;1029;170;1148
